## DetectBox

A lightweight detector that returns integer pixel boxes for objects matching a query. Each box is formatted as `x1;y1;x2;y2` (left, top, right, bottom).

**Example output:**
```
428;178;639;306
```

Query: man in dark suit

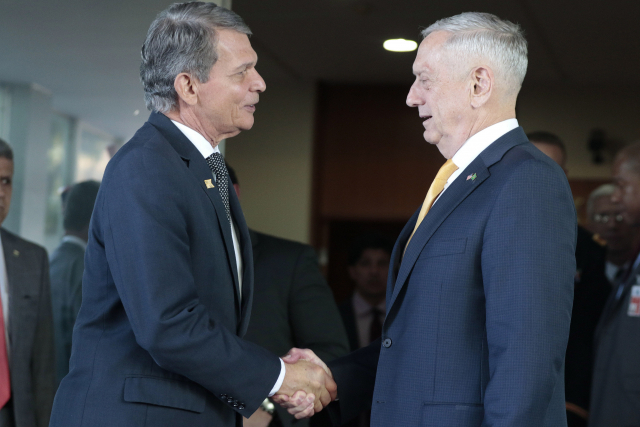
0;138;55;427
226;167;349;427
279;12;575;427
589;142;640;427
338;235;392;353
49;180;100;386
529;132;611;427
49;4;334;427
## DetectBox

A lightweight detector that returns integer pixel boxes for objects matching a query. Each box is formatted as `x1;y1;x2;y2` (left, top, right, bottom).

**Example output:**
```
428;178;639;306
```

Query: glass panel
0;86;11;140
76;123;117;182
44;113;72;252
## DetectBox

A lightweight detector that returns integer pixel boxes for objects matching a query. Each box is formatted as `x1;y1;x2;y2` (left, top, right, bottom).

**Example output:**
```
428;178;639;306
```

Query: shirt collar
171;120;219;159
450;118;519;176
353;291;386;317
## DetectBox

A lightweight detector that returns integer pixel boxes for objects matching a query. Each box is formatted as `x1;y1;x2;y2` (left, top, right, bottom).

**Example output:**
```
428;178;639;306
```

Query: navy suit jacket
49;113;281;427
328;128;576;427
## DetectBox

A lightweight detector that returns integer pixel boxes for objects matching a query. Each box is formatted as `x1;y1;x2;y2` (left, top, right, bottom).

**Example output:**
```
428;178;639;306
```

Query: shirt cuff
268;358;286;397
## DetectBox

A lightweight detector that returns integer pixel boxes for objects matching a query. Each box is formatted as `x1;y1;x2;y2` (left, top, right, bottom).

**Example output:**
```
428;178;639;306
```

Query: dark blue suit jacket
328;128;576;427
49;113;281;427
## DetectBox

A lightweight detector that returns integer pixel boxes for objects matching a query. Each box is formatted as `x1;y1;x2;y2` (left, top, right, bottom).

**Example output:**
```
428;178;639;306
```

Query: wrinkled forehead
593;194;622;212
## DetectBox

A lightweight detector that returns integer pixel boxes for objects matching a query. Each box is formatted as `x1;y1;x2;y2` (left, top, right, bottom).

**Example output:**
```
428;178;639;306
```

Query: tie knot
434;159;458;182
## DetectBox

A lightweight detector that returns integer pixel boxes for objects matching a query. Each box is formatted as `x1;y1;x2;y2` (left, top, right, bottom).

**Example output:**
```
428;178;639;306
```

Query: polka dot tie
205;152;231;223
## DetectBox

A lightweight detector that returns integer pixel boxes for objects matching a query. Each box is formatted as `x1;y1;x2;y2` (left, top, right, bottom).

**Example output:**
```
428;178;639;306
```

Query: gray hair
140;2;252;113
587;184;615;217
421;12;528;96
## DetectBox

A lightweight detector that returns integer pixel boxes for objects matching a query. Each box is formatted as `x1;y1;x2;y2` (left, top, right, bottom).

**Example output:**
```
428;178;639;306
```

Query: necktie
369;307;383;344
0;294;10;409
406;159;459;248
205;152;231;223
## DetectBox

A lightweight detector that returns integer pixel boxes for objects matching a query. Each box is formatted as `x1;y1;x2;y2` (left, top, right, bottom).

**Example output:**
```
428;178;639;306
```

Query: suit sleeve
288;245;350;362
326;338;381;425
33;248;55;427
481;159;575;426
102;147;281;416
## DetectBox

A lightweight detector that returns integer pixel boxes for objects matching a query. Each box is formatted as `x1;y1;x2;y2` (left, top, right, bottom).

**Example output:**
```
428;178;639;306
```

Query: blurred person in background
227;165;349;427
589;142;640;427
530;131;611;427
586;184;640;283
50;180;100;386
0;138;55;427
338;235;392;353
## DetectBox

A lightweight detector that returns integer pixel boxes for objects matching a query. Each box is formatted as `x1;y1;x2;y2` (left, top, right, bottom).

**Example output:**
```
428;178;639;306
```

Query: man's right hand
274;358;337;418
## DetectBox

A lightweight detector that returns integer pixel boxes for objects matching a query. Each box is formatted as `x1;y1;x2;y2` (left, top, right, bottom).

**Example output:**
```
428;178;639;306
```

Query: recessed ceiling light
383;39;417;52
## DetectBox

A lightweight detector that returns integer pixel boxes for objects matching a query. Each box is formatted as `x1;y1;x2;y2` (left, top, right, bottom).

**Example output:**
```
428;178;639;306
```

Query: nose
406;80;421;107
252;69;266;93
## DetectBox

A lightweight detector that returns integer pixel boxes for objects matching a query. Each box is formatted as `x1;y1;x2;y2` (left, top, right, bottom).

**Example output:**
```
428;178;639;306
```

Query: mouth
421;115;432;126
244;102;258;113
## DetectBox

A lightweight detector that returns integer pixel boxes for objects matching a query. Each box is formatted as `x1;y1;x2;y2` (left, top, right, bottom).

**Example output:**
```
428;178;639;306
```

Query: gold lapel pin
13;250;19;257
204;179;214;189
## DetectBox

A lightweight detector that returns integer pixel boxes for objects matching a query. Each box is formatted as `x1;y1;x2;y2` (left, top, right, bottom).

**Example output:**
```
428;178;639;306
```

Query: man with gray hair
589;142;640;427
49;3;334;427
587;183;640;282
279;12;575;427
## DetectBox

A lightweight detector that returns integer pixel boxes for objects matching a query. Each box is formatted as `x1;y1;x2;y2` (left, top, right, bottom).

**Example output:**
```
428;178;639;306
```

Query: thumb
282;348;304;363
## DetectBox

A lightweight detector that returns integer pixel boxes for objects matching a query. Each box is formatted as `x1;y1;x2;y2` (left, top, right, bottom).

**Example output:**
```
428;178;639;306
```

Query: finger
325;375;338;400
313;398;323;413
289;390;308;407
282;348;306;363
271;394;288;405
287;394;315;414
318;387;331;408
294;404;315;420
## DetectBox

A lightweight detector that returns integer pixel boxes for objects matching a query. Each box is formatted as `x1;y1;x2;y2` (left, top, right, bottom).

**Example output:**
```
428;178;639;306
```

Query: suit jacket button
383;338;392;348
239;405;245;410
227;398;234;404
220;394;228;399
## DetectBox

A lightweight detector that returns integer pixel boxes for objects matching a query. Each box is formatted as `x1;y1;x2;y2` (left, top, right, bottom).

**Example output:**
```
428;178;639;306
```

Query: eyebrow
232;60;257;73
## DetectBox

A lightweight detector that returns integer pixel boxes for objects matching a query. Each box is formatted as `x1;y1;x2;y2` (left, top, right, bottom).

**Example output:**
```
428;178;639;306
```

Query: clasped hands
272;348;336;419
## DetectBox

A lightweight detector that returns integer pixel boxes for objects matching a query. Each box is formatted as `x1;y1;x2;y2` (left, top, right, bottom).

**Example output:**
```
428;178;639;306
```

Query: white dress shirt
0;234;10;361
353;292;386;348
171;120;285;396
434;119;519;206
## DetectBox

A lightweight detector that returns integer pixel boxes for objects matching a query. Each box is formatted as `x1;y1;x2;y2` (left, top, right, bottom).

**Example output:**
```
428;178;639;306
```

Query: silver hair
140;2;252;113
587;184;616;217
421;12;528;96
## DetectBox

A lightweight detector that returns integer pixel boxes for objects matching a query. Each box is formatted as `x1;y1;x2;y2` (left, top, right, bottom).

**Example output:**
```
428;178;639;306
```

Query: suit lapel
387;127;529;313
388;161;490;311
148;113;242;307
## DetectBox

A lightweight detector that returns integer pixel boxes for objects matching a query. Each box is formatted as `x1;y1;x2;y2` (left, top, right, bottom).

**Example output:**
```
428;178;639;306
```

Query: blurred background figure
590;142;640;427
49;180;100;386
339;234;392;352
0;138;55;427
586;184;640;283
228;165;349;427
529;131;611;427
336;234;392;427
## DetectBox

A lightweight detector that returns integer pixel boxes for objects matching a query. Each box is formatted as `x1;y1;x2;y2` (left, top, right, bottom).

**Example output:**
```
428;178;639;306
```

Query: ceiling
0;0;638;139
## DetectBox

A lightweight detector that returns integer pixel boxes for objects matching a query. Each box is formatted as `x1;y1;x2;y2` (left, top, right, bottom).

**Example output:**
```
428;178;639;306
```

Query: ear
174;73;199;107
470;66;493;108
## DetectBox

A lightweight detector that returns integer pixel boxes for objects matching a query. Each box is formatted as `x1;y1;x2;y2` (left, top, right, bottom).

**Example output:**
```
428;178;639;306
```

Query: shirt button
383;338;392;348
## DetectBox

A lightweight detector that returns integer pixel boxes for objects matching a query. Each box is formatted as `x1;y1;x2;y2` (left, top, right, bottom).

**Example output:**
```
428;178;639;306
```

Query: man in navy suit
278;12;576;427
49;3;334;427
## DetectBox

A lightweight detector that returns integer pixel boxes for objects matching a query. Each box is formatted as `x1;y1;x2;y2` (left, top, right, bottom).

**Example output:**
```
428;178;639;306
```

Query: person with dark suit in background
589;141;640;427
278;12;576;427
49;180;100;386
587;184;640;284
0;138;55;427
337;235;391;427
529;131;611;427
225;166;349;427
49;4;335;427
338;235;392;353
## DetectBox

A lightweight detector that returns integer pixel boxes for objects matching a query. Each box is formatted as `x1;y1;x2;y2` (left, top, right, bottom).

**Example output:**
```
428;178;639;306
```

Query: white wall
225;81;316;244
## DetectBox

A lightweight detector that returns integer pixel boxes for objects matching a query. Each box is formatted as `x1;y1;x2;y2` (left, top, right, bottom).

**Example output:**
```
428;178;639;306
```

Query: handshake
273;348;336;419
